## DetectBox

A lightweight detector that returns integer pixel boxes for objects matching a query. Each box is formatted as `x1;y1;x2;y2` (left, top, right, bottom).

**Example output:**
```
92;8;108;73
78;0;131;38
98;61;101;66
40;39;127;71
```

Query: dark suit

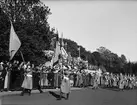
47;71;55;88
33;71;43;93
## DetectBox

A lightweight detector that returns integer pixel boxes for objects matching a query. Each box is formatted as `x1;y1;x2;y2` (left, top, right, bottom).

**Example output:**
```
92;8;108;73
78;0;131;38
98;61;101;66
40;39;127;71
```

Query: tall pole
20;51;25;63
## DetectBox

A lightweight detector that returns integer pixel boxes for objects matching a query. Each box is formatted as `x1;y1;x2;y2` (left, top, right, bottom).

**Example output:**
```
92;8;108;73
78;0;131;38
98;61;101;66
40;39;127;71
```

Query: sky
41;0;137;62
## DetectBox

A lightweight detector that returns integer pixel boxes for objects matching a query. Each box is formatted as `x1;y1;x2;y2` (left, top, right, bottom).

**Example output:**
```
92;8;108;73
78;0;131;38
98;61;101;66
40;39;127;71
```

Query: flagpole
20;50;25;63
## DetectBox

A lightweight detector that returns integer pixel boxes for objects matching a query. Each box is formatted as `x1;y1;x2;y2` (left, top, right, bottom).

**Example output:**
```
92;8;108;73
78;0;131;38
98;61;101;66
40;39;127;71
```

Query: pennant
9;22;21;60
61;47;68;59
50;37;56;49
51;35;61;67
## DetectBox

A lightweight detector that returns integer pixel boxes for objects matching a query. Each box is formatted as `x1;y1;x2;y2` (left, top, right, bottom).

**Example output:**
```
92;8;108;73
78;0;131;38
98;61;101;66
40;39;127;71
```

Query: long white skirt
119;81;124;89
21;76;32;89
61;77;71;94
4;72;9;89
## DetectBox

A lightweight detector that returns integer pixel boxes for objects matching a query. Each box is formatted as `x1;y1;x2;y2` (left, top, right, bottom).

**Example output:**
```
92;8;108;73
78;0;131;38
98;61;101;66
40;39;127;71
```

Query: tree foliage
0;0;137;73
0;0;55;65
63;39;137;74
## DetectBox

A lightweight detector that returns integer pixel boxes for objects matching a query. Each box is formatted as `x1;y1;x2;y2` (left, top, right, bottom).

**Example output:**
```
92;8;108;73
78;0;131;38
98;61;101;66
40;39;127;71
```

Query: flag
61;47;68;59
51;35;61;67
67;52;72;64
50;37;56;48
9;22;21;60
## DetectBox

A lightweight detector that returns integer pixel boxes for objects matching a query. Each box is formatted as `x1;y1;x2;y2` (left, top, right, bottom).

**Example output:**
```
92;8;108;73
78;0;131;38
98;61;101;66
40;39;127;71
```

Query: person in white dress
59;71;71;100
119;73;124;91
20;65;33;96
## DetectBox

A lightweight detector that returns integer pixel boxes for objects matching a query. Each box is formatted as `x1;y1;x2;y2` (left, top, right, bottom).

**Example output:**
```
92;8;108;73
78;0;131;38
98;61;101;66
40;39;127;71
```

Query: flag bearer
59;70;71;100
20;65;33;96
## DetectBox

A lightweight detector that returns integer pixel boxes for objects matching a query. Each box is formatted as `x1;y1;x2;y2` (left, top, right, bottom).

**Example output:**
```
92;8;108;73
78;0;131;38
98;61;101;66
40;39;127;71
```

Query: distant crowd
69;71;137;90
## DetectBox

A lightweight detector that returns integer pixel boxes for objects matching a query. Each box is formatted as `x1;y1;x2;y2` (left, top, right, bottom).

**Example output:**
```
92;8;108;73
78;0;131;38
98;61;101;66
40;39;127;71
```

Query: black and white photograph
0;0;137;105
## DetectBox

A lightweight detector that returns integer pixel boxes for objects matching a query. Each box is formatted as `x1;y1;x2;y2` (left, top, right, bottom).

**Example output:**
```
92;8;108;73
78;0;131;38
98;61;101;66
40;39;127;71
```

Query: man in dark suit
47;69;55;88
33;67;43;93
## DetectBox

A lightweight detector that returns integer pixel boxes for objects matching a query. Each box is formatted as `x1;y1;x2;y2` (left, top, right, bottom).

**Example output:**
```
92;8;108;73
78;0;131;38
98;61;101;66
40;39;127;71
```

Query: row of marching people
1;60;137;94
101;73;137;90
68;70;102;89
66;70;137;90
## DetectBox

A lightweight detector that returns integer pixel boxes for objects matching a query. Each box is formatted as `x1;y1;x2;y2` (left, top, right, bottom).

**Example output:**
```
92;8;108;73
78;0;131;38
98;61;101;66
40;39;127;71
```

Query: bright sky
41;1;137;62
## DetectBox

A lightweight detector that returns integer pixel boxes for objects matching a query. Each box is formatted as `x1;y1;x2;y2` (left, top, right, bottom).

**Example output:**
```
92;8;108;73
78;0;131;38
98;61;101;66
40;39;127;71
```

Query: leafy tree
0;0;136;73
0;0;54;65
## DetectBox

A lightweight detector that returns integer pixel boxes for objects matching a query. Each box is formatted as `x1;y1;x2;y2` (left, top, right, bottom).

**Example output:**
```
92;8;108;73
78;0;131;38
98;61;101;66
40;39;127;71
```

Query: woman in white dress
59;71;71;100
105;75;109;88
92;73;99;89
21;65;33;96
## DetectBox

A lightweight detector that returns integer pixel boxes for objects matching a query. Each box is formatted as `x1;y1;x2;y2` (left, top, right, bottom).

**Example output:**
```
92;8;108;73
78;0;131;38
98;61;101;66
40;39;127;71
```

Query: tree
121;54;127;64
0;0;54;65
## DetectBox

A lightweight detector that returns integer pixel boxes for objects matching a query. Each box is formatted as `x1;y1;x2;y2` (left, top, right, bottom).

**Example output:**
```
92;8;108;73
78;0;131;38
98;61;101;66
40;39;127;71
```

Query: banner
9;22;21;60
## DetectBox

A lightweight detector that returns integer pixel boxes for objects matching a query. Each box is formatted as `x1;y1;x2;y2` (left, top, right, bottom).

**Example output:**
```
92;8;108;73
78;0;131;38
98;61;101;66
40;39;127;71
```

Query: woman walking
59;70;71;100
20;65;33;96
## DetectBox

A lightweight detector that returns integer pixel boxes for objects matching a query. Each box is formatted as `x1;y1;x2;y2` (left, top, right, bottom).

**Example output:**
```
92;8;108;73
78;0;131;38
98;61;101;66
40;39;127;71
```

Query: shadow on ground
49;91;65;100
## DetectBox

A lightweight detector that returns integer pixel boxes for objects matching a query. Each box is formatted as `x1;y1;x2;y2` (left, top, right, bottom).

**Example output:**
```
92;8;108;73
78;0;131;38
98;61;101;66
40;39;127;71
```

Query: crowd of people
69;70;137;90
101;73;137;90
0;60;137;95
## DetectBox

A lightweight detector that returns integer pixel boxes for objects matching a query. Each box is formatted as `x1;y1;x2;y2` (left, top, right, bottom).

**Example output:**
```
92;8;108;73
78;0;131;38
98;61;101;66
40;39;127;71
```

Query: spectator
0;62;6;92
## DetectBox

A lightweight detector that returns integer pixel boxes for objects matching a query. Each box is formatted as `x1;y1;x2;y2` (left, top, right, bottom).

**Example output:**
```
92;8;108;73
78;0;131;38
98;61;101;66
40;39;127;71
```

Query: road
2;88;137;105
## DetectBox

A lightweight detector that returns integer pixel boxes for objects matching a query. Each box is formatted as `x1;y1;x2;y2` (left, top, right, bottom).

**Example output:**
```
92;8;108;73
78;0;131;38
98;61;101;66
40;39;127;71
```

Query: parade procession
0;18;137;99
1;0;137;105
